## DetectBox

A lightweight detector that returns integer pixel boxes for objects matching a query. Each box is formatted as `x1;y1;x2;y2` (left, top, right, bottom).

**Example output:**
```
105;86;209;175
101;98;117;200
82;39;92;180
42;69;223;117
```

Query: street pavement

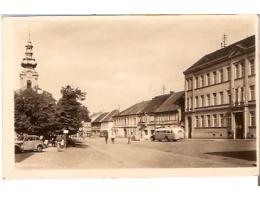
15;138;256;169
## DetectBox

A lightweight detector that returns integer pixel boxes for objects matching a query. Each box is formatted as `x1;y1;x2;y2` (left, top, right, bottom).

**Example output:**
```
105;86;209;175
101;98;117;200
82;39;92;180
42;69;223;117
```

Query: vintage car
15;135;47;153
150;127;185;142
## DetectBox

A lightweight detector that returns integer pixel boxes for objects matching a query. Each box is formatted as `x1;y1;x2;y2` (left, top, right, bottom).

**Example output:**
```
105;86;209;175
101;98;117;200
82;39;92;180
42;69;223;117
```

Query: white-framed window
241;61;245;77
213;71;217;84
249;59;255;75
226;67;231;81
219;114;224;127
219;92;224;104
207;94;210;106
207;115;211;127
213;114;217;127
250;111;256;126
219;69;224;82
235;64;240;79
195;116;199;127
195;96;198;108
201;95;204;107
195;76;198;88
201;115;204;127
201;75;204;87
226;113;231;127
250;85;255;100
213;93;217;105
227;90;231;104
190;97;192;109
241;87;244;102
206;73;210;86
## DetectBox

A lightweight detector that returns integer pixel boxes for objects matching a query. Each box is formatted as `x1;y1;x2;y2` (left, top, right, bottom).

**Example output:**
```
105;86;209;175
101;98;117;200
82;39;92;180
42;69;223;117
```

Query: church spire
20;33;39;90
21;32;37;69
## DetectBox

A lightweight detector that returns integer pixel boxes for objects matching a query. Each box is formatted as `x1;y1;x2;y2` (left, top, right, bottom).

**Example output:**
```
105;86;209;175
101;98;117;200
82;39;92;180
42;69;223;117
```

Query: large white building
183;35;256;139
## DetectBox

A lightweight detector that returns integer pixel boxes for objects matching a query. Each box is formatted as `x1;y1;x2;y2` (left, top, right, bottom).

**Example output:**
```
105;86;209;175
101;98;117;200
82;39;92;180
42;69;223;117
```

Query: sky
4;15;257;114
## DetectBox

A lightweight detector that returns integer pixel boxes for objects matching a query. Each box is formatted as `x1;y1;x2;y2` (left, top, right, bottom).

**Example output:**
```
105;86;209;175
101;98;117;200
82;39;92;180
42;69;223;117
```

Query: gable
228;44;247;58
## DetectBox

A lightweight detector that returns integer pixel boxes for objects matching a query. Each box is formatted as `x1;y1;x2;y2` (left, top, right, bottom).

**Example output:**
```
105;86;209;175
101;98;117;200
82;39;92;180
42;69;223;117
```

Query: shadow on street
67;143;89;149
206;150;256;161
15;152;35;163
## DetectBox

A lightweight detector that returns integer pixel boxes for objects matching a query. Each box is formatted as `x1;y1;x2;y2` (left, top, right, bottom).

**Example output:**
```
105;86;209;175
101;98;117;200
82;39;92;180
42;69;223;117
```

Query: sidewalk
184;138;256;141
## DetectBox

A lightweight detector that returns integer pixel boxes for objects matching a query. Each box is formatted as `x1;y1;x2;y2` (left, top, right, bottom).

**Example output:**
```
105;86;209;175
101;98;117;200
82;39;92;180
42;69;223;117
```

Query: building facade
113;101;150;138
20;37;39;90
100;110;119;137
113;91;185;140
183;35;256;139
91;112;109;136
91;110;119;137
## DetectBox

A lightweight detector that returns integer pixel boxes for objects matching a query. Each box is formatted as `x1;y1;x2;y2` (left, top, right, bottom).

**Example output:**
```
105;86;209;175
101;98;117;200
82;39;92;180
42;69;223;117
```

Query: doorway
235;112;244;139
27;80;32;89
188;117;192;138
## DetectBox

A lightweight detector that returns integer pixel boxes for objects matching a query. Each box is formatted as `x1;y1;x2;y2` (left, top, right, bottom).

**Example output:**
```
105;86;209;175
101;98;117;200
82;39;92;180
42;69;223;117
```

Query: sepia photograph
2;15;259;178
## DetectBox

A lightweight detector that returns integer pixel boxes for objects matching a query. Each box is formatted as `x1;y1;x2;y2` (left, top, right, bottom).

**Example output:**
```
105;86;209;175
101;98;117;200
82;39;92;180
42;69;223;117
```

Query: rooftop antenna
162;85;166;95
221;34;227;48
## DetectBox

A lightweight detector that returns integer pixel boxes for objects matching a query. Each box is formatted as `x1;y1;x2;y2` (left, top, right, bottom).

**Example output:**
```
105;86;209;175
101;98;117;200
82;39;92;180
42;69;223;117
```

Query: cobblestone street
15;138;256;169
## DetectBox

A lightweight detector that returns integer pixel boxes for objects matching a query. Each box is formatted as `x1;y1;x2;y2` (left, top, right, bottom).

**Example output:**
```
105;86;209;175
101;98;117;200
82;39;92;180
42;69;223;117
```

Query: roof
155;91;184;113
117;101;151;116
92;112;109;123
90;112;102;121
142;94;171;114
183;35;255;74
101;110;119;122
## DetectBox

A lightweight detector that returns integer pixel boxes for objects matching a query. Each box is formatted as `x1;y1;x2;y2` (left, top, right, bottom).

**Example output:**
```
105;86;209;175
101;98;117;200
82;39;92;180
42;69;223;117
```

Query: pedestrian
127;132;132;144
104;131;108;144
111;131;115;144
56;134;62;152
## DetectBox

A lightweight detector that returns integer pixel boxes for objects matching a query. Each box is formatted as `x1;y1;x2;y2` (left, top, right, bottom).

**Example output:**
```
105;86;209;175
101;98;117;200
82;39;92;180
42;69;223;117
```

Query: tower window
27;80;32;89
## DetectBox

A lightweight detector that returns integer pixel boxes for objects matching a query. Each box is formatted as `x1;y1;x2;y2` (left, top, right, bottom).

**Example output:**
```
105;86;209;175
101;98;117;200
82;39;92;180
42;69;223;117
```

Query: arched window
27;80;32;89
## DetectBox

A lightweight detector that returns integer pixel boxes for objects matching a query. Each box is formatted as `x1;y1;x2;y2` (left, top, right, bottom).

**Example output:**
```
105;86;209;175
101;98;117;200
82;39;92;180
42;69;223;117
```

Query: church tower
20;34;39;90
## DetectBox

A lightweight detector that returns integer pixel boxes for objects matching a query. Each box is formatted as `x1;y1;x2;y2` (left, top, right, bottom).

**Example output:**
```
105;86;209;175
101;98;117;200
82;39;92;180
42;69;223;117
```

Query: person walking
56;134;62;152
104;131;109;144
111;131;115;144
127;132;132;144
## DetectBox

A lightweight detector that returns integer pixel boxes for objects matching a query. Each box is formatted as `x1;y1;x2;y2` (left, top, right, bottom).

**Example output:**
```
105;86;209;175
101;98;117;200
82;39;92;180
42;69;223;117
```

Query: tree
14;88;57;138
56;85;90;135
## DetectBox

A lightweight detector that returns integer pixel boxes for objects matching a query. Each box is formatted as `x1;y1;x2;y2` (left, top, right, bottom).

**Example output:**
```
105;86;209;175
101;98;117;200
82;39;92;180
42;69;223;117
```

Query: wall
193;127;230;139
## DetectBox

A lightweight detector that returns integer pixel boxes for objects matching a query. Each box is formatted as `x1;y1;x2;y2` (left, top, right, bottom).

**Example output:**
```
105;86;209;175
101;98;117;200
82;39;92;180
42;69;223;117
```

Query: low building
140;93;173;138
100;110;119;137
183;35;256;139
140;91;185;138
113;91;185;139
91;112;109;137
113;101;150;138
154;91;185;128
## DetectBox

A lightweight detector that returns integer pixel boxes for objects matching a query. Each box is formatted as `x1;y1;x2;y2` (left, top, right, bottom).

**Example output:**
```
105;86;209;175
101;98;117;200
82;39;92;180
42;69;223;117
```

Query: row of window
195;114;229;128
195;111;256;128
186;59;255;90
186;85;255;109
114;117;137;126
114;113;179;126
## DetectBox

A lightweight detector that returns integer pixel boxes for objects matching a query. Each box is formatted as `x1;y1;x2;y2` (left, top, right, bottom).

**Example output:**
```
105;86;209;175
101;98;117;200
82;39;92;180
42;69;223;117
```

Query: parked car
150;127;184;142
15;135;47;153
